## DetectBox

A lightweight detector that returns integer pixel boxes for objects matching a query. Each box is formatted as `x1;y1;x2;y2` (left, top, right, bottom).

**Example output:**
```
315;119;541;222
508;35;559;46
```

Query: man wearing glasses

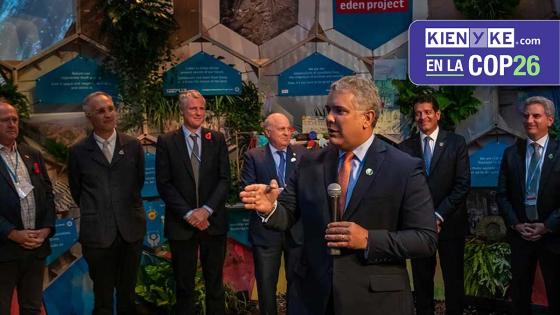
156;90;230;315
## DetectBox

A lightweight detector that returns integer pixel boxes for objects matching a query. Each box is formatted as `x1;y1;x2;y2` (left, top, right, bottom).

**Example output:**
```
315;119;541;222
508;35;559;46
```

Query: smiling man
398;95;470;315
68;91;146;315
497;96;560;315
240;75;437;315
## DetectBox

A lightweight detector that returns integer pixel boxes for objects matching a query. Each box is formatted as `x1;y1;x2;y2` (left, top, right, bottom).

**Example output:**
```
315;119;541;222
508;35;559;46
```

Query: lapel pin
548;153;554;159
365;168;373;176
291;157;296;162
439;142;444;147
119;150;124;155
24;154;30;159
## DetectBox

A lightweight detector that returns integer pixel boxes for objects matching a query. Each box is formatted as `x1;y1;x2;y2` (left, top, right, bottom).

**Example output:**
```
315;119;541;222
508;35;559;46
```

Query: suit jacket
398;129;471;240
68;132;146;248
497;138;560;253
156;128;230;240
0;143;56;262
241;144;306;247
265;137;438;315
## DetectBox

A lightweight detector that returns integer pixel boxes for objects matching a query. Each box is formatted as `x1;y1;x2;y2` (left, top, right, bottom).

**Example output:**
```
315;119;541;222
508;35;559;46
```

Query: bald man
241;113;306;315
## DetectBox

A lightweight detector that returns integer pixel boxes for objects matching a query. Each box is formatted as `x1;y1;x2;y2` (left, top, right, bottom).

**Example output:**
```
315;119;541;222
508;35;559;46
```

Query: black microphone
327;183;342;256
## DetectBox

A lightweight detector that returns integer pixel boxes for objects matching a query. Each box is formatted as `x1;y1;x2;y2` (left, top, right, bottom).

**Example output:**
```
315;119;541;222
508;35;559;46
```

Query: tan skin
180;96;210;230
0;103;50;249
515;103;554;241
414;102;443;233
264;113;293;151
240;90;376;250
85;94;117;140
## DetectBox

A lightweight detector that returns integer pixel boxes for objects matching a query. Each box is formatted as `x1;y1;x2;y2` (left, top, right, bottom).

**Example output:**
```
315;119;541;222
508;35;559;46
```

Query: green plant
0;79;31;119
454;0;520;19
101;0;177;131
135;258;176;312
393;78;481;132
464;238;511;298
44;138;69;164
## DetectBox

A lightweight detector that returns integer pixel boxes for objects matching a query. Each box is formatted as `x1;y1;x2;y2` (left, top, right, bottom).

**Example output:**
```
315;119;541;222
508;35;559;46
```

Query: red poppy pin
32;162;41;175
204;132;212;140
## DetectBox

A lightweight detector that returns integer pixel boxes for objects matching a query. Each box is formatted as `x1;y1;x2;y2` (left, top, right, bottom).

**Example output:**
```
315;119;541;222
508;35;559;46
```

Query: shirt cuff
259;201;278;223
184;210;194;219
435;212;444;222
203;205;213;215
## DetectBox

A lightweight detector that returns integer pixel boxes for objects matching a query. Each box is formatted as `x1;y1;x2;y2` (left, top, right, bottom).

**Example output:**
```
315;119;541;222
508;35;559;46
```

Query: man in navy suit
0;101;56;315
497;96;560;315
241;113;306;315
240;76;437;315
398;95;470;315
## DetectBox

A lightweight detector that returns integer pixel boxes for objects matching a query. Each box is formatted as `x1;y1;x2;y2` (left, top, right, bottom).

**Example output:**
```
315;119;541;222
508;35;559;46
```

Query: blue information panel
35;56;118;105
278;53;354;96
333;0;412;50
47;218;78;265
144;200;166;248
227;205;251;247
409;20;560;85
44;257;94;315
141;152;158;198
470;140;509;187
163;52;242;96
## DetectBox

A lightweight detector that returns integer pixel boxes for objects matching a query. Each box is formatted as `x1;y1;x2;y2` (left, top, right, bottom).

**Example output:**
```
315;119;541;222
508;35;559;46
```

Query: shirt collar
0;142;16;153
339;132;375;162
420;126;439;142
182;125;202;138
93;129;117;145
268;143;287;155
527;134;548;148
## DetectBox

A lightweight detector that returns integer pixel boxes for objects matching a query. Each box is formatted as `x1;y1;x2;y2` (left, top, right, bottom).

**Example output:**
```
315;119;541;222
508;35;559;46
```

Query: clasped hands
8;228;51;250
514;222;548;241
240;179;369;250
186;208;210;231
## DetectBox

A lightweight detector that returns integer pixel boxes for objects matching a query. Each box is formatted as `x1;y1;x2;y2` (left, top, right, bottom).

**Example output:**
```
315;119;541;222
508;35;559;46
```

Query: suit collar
343;137;387;220
538;138;558;195
0;143;18;193
174;128;195;181
85;132;125;166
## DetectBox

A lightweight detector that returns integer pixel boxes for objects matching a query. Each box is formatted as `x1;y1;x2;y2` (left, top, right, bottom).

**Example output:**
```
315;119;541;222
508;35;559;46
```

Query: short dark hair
413;94;439;112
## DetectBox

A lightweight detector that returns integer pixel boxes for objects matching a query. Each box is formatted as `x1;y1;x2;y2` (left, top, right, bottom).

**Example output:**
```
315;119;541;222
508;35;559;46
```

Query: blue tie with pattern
277;151;286;187
423;136;432;175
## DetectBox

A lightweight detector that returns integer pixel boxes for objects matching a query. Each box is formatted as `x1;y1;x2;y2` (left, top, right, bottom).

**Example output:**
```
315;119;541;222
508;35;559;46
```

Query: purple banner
409;20;560;86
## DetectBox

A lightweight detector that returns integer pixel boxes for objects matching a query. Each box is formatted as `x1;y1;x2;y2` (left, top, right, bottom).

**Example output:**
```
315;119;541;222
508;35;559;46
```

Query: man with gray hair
240;75;437;315
0;101;55;314
68;91;146;315
156;90;230;315
497;96;560;315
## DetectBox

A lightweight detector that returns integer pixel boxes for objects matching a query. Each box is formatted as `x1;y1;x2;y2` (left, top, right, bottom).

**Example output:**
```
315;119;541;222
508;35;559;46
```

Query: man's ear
363;110;375;129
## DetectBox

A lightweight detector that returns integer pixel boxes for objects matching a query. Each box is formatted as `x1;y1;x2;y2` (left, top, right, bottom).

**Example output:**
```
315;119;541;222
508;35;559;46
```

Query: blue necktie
525;142;541;221
277;151;286;187
423;136;432;175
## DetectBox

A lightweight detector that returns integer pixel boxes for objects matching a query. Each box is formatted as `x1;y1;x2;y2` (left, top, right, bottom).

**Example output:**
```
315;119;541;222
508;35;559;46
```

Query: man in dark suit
241;113;305;315
0;101;56;315
156;90;230;315
398;95;470;315
241;76;438;315
68;92;146;315
497;96;560;315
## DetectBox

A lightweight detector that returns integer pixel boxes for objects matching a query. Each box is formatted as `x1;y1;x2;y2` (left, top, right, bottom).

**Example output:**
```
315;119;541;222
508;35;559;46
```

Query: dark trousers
82;235;143;315
510;235;560;315
412;237;465;315
169;233;227;315
0;255;45;315
253;237;303;315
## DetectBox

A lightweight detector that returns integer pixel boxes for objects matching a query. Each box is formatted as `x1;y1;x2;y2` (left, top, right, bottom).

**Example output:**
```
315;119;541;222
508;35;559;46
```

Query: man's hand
524;223;549;241
240;179;281;215
514;223;542;241
325;222;369;250
187;208;210;230
436;218;443;234
8;229;44;250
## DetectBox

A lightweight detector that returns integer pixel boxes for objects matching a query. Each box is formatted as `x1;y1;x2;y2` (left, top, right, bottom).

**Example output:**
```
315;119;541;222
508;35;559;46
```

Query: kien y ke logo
409;21;560;85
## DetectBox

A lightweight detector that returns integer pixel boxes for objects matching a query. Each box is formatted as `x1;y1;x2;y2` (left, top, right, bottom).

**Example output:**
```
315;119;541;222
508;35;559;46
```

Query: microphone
327;183;342;256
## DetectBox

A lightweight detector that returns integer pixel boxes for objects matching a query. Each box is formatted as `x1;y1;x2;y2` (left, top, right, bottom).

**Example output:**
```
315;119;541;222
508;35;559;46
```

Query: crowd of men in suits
0;75;558;315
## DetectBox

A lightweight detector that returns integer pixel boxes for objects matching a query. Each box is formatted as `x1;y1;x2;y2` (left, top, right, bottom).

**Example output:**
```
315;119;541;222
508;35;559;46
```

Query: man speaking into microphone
240;75;437;315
